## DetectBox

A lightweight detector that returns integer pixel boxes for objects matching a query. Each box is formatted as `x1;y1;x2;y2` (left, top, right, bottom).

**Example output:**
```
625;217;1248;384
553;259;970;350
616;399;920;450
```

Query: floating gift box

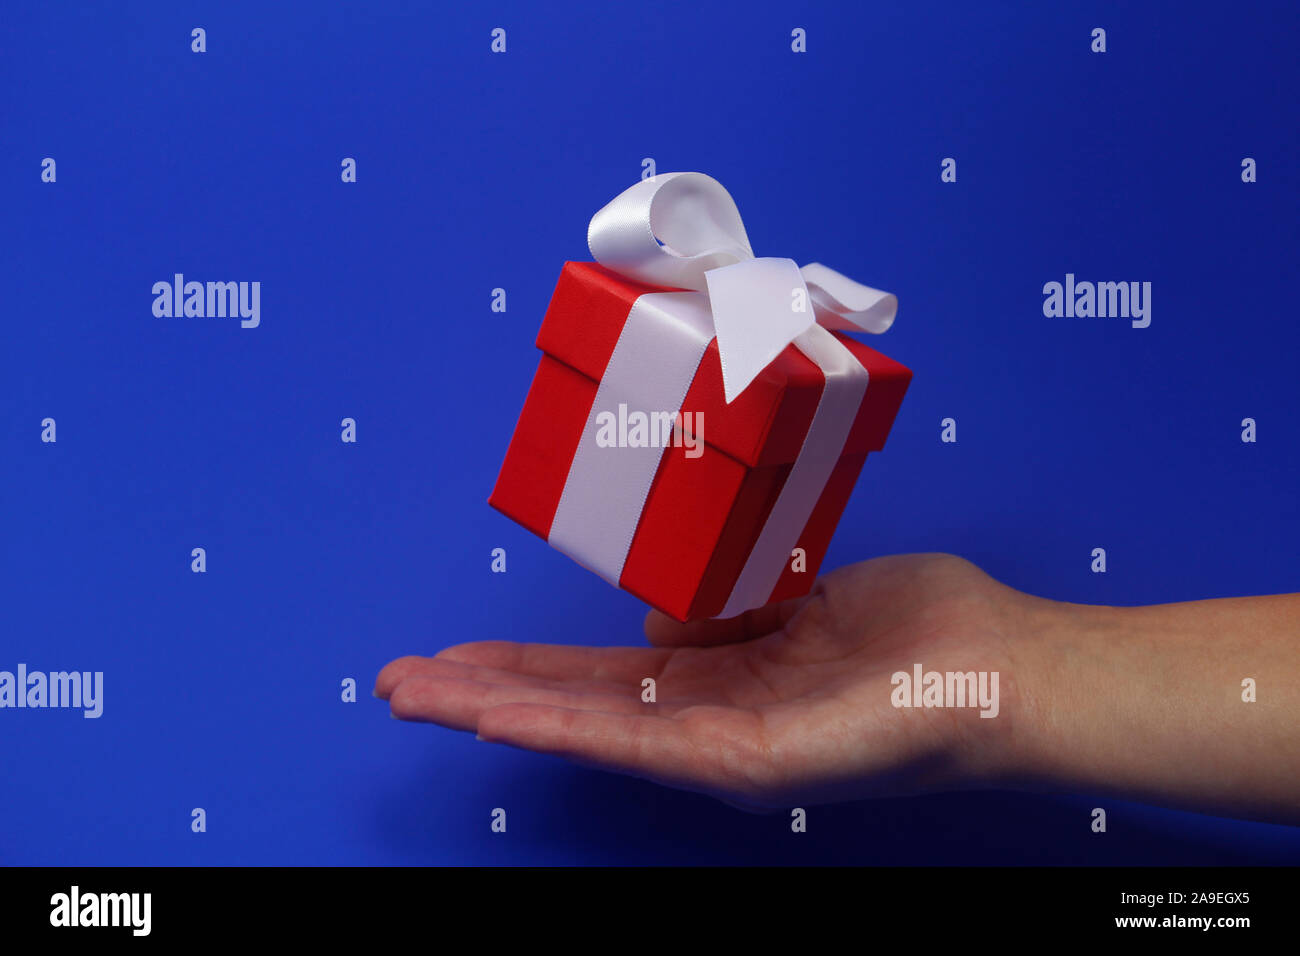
490;174;911;622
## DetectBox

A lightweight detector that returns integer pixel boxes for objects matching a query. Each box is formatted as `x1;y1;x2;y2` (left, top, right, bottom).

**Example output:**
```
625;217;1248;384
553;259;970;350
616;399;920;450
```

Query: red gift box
490;260;911;621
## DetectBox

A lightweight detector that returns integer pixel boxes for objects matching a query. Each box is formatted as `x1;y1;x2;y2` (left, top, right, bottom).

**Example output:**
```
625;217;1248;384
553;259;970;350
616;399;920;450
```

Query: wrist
976;594;1128;793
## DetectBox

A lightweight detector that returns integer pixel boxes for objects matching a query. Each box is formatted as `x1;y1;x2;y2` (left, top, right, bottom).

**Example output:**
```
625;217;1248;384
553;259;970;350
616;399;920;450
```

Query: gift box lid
536;262;911;469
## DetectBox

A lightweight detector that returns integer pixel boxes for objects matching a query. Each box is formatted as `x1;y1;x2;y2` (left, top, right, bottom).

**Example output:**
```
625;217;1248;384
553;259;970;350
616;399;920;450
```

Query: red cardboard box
490;261;911;622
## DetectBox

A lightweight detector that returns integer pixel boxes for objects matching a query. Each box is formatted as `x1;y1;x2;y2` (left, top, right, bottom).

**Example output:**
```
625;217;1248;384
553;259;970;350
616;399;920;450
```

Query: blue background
3;0;1298;865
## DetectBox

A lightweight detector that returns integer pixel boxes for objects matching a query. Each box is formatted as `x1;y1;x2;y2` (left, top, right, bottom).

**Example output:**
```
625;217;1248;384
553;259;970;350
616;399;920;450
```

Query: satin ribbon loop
587;173;896;402
586;172;752;291
800;262;898;335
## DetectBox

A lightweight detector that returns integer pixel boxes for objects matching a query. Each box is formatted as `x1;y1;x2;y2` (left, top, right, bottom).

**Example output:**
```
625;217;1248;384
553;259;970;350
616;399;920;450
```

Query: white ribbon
550;173;898;618
587;172;897;402
548;291;715;585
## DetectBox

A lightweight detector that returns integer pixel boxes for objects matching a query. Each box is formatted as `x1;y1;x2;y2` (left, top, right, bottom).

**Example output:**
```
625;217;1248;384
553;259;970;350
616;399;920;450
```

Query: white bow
587;172;898;402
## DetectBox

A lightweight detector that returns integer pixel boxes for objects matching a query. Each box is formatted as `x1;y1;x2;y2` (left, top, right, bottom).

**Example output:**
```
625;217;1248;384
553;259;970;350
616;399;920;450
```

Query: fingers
379;644;681;732
374;656;436;699
379;654;783;805
644;594;812;648
374;654;637;701
434;641;674;683
388;675;648;731
475;703;746;797
375;643;672;700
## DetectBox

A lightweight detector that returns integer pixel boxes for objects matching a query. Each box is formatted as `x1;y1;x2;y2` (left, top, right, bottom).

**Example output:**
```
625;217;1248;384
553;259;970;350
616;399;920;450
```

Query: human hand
374;554;1046;810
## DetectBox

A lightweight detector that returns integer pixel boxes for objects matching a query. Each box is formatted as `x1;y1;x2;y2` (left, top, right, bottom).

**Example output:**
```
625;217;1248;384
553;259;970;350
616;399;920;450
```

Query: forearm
1003;592;1300;825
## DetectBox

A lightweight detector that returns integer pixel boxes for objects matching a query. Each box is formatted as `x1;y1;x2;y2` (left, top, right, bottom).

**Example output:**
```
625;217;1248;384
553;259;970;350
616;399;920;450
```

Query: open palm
375;554;1033;809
